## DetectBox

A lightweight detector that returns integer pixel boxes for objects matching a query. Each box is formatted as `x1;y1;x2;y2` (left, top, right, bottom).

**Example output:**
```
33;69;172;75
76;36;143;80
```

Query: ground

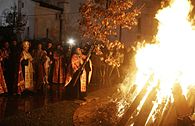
0;84;118;126
73;85;118;126
1;84;195;126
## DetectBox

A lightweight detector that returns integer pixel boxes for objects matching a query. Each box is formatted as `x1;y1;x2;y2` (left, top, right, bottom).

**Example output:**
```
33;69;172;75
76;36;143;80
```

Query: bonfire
75;0;195;125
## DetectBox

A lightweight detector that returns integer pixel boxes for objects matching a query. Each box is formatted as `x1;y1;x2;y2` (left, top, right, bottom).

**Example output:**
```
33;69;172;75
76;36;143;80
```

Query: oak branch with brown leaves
80;0;141;67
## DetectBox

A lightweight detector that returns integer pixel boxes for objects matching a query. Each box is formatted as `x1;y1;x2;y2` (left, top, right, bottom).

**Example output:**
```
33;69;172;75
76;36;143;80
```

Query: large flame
135;0;195;101
116;0;195;122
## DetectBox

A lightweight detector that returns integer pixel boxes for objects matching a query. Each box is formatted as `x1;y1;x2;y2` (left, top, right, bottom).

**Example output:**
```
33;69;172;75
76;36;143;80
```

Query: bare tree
2;3;27;40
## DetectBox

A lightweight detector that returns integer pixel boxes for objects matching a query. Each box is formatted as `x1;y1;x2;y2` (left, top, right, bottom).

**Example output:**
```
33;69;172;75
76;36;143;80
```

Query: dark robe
10;45;19;94
0;97;7;120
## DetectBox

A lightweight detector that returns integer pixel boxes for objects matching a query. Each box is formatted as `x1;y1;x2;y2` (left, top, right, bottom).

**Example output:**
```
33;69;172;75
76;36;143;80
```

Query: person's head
47;42;53;49
12;40;17;46
37;43;42;50
57;44;63;51
22;41;30;52
4;41;9;49
76;47;82;55
68;46;71;51
71;45;80;54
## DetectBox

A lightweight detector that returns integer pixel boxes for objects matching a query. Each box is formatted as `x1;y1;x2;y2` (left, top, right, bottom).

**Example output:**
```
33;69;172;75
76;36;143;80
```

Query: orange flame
117;0;195;121
135;0;195;102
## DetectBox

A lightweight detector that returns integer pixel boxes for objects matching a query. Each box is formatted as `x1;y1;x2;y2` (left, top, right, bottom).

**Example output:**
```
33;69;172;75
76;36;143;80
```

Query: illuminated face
22;41;30;52
23;45;29;52
76;48;82;55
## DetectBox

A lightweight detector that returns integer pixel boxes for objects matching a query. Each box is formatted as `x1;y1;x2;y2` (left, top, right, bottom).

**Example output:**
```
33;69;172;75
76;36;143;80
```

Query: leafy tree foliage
79;0;143;86
80;0;141;67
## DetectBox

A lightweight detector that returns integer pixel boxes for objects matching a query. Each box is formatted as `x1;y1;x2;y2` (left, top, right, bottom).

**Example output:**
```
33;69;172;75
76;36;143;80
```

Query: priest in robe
17;41;34;94
0;52;7;95
65;47;92;100
52;44;65;84
32;43;47;91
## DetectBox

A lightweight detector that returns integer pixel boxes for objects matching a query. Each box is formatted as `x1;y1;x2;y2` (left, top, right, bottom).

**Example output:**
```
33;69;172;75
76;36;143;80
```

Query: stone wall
34;2;61;42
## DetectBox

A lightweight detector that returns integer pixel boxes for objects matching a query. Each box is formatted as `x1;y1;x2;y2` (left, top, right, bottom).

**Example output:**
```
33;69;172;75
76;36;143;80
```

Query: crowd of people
0;40;92;100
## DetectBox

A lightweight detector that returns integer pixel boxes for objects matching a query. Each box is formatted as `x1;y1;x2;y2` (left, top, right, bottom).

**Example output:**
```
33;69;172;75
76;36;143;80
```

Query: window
46;28;49;38
21;2;24;8
27;27;29;39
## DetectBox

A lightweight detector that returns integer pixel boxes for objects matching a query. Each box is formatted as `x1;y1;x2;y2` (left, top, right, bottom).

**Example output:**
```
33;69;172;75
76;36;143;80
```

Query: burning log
151;83;192;126
159;103;177;126
172;83;191;118
187;86;195;114
133;84;159;126
172;83;193;125
117;81;150;126
151;97;172;126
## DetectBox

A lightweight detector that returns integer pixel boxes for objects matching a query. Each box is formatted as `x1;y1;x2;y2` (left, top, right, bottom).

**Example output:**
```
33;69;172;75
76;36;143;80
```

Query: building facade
0;0;161;44
0;0;63;42
21;0;36;40
33;0;63;42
